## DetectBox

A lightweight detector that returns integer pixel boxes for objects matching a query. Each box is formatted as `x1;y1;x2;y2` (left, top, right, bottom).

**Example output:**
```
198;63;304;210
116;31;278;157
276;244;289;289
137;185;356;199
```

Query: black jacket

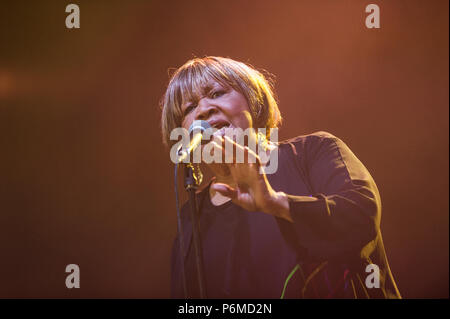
171;131;401;298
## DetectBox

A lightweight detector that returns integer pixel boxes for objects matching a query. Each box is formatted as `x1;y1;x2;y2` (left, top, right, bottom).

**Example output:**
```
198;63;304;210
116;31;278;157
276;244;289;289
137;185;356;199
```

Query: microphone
177;120;212;163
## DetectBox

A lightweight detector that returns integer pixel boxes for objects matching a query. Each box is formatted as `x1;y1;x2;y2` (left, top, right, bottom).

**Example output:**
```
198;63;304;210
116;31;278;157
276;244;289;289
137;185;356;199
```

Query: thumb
211;183;237;199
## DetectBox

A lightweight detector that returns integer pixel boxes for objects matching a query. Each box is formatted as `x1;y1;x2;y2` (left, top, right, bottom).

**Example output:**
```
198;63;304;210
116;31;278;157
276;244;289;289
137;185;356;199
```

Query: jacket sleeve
280;132;381;260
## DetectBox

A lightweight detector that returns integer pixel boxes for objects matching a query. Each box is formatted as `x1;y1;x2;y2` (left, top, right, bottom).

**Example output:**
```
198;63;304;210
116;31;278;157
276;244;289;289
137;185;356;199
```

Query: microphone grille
188;120;212;133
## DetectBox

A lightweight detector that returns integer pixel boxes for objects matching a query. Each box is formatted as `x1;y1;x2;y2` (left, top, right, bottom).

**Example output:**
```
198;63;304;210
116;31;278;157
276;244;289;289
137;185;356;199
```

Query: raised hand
208;135;293;222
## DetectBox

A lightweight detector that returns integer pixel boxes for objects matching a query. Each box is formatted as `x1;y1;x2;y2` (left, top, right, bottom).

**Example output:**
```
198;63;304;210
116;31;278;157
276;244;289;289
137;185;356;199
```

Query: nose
195;97;217;121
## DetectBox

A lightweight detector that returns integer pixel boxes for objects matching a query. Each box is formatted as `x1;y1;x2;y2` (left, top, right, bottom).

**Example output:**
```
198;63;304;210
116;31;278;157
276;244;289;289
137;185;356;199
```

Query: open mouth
210;121;233;130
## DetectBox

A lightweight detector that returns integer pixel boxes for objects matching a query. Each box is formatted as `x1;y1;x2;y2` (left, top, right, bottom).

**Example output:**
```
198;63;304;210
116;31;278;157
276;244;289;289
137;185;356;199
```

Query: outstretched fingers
222;135;262;167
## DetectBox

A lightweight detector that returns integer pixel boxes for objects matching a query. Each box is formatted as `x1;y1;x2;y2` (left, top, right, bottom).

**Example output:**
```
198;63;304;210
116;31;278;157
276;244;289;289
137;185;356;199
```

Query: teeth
213;124;231;129
212;125;229;137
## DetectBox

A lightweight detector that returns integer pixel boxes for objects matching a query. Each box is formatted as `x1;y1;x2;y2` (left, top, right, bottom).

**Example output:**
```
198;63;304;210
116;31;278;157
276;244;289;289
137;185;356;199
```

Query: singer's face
180;81;252;132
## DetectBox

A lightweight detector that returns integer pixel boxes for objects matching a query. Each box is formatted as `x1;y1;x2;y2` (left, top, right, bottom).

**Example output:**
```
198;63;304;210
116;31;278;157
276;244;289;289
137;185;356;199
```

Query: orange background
0;0;448;298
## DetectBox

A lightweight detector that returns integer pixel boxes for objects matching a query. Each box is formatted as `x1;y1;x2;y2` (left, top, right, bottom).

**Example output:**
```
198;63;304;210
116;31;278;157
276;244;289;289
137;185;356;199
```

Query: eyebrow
201;83;214;95
181;82;227;109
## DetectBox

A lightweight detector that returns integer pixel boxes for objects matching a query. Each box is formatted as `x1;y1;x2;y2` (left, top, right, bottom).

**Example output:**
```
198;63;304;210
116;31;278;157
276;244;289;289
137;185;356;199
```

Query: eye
211;90;225;99
183;104;196;116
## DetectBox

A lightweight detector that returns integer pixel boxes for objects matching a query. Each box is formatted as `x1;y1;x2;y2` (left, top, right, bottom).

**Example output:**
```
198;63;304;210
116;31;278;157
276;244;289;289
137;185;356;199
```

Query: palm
215;157;274;212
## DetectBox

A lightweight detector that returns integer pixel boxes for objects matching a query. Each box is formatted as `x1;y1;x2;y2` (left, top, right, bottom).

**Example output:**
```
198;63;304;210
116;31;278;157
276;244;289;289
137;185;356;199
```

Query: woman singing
161;56;401;299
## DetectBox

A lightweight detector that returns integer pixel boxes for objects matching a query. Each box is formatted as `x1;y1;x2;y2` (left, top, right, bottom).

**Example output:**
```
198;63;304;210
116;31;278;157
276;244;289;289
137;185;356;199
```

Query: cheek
237;110;253;129
181;114;194;130
227;93;252;128
231;98;253;129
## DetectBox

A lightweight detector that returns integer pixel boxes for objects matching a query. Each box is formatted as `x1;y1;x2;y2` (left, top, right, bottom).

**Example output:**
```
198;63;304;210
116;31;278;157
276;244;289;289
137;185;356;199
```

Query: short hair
160;56;282;148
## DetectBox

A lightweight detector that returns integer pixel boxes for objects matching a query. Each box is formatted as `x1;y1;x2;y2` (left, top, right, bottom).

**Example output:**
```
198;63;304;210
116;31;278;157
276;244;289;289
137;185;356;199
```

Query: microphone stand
183;162;207;299
175;121;211;299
